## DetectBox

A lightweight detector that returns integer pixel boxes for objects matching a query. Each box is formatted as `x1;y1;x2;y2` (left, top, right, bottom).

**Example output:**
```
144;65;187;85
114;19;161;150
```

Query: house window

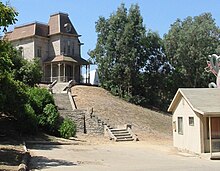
67;41;71;55
36;46;42;57
189;117;194;126
178;117;183;135
72;43;74;56
18;46;24;58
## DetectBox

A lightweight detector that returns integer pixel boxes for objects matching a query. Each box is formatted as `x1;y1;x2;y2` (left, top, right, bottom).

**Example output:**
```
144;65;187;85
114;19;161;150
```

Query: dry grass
72;85;172;142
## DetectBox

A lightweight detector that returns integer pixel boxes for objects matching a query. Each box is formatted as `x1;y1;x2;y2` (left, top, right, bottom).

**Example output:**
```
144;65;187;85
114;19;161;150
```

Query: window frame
189;117;194;126
178;117;183;135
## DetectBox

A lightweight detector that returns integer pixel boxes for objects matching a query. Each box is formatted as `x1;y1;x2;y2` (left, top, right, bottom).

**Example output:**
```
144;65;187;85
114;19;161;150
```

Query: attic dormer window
64;23;72;33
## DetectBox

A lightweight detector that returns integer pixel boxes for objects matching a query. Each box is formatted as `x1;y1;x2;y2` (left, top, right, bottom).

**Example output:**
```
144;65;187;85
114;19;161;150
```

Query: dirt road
28;138;220;171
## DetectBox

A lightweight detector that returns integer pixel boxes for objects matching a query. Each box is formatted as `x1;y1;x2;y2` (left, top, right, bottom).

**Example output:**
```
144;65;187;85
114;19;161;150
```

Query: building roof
168;88;220;115
44;55;89;65
4;12;79;41
48;12;78;35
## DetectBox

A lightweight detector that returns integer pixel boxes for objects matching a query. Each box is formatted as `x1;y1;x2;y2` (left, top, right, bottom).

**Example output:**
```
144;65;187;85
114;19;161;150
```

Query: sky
3;0;220;64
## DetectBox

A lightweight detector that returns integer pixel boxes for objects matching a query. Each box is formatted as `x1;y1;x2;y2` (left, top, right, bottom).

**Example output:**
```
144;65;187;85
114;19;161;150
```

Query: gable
168;88;220;115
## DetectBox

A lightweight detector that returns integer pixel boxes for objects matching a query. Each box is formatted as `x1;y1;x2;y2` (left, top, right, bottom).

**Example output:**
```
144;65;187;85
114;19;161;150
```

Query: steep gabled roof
168;88;220;115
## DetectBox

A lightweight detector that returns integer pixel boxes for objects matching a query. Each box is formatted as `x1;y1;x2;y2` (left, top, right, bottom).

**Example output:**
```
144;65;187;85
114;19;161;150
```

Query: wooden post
50;63;53;82
64;63;66;81
209;116;212;157
58;63;61;82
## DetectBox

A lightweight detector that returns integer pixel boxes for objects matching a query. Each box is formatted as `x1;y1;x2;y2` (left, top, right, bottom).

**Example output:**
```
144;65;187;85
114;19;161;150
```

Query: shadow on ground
0;148;23;166
27;144;61;150
29;156;77;170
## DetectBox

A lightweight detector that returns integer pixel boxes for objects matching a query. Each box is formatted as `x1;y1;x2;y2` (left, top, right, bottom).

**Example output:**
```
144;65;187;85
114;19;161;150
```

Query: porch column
50;63;53;82
209;116;212;157
72;64;75;80
58;63;61;82
63;63;66;82
43;63;46;82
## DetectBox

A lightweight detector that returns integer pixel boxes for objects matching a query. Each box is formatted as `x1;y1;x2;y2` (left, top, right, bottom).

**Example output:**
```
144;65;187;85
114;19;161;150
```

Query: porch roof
44;55;89;65
168;88;220;116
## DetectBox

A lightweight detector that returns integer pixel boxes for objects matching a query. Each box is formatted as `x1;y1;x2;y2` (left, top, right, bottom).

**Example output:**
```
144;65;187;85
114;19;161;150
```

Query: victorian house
4;12;90;83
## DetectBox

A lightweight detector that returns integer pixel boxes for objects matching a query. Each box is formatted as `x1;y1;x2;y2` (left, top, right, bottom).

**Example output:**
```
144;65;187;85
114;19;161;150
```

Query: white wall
172;97;202;153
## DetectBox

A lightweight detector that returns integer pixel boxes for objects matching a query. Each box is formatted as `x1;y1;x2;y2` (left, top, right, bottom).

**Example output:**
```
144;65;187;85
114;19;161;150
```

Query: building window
72;43;74;56
178;117;183;135
37;46;42;57
189;117;194;126
18;46;24;58
67;41;71;55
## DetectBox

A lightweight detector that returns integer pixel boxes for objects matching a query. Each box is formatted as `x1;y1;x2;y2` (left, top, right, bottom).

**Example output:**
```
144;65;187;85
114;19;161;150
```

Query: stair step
116;138;134;142
114;134;132;137
112;131;129;134
112;132;131;136
115;135;132;139
110;128;127;132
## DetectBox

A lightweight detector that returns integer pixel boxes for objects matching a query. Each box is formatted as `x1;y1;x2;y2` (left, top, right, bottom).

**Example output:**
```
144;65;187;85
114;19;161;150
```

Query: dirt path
29;136;220;171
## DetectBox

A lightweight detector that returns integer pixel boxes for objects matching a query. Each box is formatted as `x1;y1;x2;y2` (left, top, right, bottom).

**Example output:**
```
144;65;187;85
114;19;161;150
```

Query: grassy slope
72;85;172;141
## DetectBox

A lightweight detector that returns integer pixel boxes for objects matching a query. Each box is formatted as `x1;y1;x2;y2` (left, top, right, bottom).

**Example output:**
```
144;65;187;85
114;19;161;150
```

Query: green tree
164;13;220;88
89;3;147;98
16;58;43;86
0;1;18;32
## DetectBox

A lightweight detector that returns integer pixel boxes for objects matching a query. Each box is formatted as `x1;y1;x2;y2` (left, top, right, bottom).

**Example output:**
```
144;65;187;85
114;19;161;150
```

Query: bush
38;103;59;133
17;104;38;134
59;118;76;139
27;87;54;115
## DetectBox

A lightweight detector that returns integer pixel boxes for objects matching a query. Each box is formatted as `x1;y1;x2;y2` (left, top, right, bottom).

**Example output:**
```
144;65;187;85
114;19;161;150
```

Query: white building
168;88;220;155
83;69;100;85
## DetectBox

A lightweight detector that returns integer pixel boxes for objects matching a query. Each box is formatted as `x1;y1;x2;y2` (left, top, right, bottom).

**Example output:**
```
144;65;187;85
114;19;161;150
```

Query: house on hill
4;12;90;83
168;88;220;154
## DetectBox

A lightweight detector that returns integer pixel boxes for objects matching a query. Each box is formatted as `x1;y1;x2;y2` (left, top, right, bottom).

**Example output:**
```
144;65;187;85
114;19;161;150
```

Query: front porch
42;55;90;83
204;117;220;156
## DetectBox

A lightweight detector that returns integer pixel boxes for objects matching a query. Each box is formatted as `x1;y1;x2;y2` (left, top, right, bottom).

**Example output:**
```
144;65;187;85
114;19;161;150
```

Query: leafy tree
0;1;18;32
16;58;43;86
164;13;220;88
89;3;147;98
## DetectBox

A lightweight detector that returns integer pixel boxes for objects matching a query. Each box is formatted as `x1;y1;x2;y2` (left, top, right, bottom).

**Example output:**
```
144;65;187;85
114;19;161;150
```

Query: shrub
27;87;54;115
17;103;38;134
38;103;59;133
59;118;76;139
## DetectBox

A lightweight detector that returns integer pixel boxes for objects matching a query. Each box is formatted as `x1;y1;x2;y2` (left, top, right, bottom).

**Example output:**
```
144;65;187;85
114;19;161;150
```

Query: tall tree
89;3;147;98
164;13;220;88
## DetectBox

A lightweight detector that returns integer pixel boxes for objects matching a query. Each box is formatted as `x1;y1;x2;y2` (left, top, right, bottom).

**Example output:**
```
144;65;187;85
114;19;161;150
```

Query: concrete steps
53;93;72;111
109;128;134;142
52;82;69;93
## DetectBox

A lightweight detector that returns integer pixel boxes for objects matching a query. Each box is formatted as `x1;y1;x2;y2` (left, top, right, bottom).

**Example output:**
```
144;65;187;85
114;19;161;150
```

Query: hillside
72;85;172;141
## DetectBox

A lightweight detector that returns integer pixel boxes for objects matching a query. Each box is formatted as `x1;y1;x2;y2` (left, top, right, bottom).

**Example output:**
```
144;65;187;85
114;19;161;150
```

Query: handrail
48;80;57;93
